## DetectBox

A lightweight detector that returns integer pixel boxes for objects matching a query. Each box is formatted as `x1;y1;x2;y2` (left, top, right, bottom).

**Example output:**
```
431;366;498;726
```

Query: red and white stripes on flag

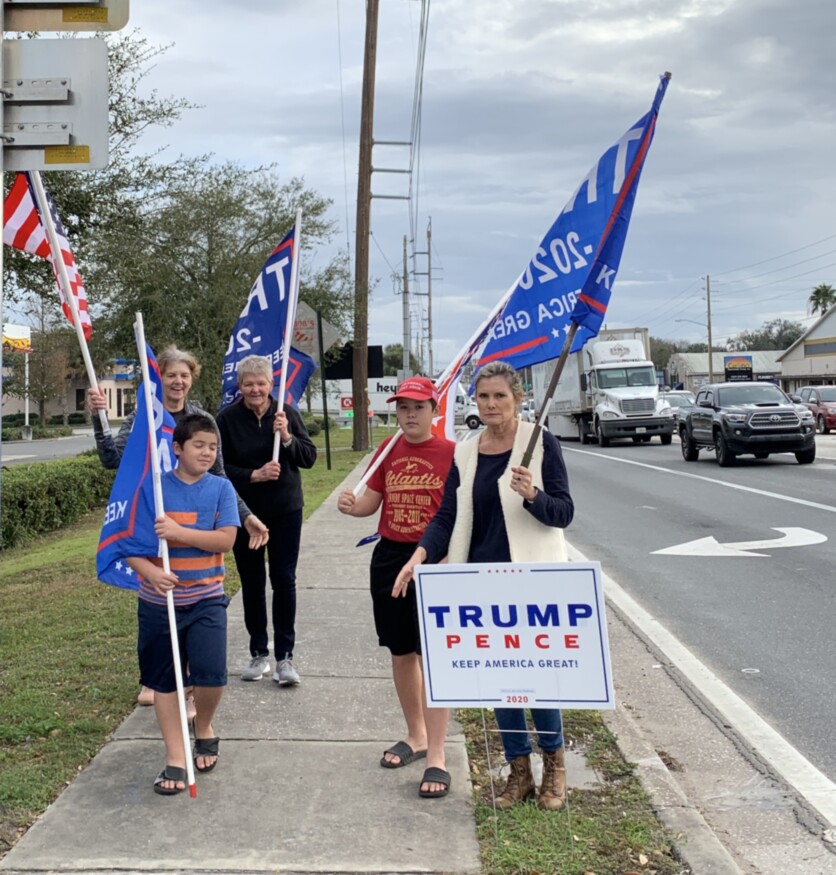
3;172;92;340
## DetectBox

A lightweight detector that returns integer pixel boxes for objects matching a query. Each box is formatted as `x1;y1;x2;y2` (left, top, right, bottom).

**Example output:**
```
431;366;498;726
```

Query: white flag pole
134;312;197;799
28;171;111;436
273;208;303;462
351;278;517;497
352;429;403;497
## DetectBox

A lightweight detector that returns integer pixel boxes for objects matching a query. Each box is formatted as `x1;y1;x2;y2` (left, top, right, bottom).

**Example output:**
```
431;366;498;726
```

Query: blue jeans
494;708;563;760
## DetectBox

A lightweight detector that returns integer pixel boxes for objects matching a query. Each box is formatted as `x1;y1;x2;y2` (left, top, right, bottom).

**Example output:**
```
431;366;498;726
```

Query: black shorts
370;537;421;656
137;596;229;692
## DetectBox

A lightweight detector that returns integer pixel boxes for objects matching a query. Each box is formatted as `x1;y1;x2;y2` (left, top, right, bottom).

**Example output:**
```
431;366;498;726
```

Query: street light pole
676;313;715;384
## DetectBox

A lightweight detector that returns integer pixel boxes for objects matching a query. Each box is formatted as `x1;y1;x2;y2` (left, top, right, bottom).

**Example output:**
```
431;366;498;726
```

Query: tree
3;298;79;423
93;163;353;411
2;33;353;414
726;318;804;351
382;343;423;376
650;337;685;371
3;32;196;312
808;283;836;316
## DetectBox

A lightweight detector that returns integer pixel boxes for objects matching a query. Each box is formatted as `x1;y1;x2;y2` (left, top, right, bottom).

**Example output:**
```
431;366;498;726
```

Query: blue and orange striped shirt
137;471;240;606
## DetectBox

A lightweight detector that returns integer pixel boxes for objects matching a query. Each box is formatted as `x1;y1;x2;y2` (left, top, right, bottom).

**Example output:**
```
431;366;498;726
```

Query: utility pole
426;218;434;377
352;0;379;451
402;235;411;378
413;217;436;377
706;274;714;383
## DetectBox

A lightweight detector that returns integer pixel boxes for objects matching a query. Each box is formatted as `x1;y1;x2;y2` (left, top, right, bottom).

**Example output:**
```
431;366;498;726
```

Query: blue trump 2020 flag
96;345;175;591
476;74;670;370
220;227;317;409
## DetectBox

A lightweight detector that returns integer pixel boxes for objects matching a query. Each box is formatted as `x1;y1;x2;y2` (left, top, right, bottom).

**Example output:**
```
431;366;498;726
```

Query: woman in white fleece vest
393;361;574;811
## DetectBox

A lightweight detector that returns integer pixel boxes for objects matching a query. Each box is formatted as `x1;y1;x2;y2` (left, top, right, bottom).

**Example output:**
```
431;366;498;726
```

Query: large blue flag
476;74;670;370
220;226;317;409
96;344;175;591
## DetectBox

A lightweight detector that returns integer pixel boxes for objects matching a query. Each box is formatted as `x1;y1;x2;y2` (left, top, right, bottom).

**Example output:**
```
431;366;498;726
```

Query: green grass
0;427;687;874
460;708;688;875
0;429;378;854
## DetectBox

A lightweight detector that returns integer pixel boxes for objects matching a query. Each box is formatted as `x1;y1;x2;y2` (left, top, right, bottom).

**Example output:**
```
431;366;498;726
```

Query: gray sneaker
274;656;300;686
241;655;271;681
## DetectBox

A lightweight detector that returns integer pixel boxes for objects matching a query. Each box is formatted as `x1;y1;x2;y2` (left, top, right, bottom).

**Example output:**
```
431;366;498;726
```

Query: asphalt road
1;432;97;466
562;433;836;783
5;424;836;785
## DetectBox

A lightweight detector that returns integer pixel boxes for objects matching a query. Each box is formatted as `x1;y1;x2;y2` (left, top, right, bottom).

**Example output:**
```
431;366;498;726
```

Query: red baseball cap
387;376;438;404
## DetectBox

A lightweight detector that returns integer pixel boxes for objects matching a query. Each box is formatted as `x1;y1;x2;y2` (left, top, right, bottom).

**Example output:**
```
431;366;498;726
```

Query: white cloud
117;0;836;367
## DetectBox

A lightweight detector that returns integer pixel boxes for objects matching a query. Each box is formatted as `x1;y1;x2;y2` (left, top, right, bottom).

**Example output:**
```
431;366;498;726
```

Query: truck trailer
532;327;674;445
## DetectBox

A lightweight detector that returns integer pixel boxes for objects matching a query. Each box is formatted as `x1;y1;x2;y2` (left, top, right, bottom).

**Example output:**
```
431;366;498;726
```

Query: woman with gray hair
393;360;574;810
215;354;317;686
88;345;269;707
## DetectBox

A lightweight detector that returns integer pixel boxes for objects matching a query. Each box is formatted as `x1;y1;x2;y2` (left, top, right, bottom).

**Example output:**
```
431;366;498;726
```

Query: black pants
232;509;303;659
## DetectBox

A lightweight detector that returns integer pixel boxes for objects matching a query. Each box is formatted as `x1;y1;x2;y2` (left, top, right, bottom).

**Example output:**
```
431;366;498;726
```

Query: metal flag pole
273;208;303;462
134;312;197;798
28;170;111;436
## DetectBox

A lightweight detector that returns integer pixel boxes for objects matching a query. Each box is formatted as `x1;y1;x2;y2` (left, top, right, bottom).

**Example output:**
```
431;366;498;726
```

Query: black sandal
419;767;451;798
380;740;427;769
193;736;220;773
153;765;187;796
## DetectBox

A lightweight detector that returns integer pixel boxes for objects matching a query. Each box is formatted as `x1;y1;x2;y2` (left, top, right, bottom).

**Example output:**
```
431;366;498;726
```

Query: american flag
3;172;92;340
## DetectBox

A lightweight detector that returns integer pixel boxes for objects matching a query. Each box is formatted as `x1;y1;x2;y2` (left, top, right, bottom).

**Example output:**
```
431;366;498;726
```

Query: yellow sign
44;145;91;165
2;324;33;354
64;8;109;23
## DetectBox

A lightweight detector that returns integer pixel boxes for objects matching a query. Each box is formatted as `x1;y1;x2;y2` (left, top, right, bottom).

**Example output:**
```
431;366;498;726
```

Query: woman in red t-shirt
337;377;454;799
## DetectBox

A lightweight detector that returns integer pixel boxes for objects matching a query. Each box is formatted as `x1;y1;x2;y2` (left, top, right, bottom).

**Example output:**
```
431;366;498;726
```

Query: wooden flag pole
520;323;578;469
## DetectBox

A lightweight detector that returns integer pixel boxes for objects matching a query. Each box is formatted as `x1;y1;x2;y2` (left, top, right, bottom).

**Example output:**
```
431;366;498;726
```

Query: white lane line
567;540;836;827
563;447;836;514
1;454;36;462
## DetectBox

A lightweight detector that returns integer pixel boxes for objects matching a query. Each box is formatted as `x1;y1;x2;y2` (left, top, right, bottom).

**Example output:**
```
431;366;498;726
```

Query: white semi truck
532;327;674;446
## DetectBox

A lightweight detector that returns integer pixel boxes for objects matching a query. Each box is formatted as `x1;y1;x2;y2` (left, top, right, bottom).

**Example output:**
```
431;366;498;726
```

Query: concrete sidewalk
1;462;601;875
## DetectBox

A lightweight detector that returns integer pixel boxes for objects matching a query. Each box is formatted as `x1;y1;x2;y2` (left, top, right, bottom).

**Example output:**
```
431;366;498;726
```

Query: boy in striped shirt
126;414;239;795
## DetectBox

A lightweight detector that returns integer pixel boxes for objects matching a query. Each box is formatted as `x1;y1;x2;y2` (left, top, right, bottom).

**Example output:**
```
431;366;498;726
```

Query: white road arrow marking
652;527;828;557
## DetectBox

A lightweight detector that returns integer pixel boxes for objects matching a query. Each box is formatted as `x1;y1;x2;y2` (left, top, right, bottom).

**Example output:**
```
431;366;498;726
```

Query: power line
370;229;399;279
712;247;836;294
712;232;836;279
710;259;836;310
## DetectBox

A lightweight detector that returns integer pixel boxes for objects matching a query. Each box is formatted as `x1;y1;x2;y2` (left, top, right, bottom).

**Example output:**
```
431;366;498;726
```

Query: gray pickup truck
679;381;816;466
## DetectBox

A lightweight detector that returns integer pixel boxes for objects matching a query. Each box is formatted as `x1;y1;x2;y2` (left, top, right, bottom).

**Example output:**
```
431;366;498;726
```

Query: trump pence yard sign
415;561;614;709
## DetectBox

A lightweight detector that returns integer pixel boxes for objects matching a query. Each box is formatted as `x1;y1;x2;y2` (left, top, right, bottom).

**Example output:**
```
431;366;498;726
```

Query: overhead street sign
3;0;129;31
2;38;109;171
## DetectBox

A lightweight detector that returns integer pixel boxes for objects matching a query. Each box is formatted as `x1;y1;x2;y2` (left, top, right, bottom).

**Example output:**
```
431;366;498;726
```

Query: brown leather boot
495;755;535;810
538;747;566;810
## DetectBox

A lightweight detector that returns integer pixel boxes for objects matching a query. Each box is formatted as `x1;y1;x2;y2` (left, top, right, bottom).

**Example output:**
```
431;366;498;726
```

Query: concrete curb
604;701;745;875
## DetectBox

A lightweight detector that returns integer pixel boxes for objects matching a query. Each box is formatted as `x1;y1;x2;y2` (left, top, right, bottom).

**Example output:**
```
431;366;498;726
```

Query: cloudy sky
122;0;836;368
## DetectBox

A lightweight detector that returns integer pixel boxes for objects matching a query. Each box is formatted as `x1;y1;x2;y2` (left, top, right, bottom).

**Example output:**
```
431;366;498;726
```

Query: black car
679;381;816;466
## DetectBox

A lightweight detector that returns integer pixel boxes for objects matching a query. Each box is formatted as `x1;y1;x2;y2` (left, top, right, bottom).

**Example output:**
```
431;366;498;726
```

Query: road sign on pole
3;0;129;31
2;38;109;170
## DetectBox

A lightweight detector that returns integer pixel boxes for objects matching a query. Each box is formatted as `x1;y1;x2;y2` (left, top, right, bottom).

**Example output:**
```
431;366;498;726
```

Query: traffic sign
3;0;129;31
294;300;340;362
2;38;109;170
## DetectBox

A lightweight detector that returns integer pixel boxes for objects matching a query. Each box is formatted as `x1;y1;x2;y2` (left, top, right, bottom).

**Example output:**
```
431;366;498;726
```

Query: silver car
659;391;695;427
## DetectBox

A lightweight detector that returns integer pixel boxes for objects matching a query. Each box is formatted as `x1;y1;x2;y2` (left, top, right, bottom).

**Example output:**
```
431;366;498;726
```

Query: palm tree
808;283;836;316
